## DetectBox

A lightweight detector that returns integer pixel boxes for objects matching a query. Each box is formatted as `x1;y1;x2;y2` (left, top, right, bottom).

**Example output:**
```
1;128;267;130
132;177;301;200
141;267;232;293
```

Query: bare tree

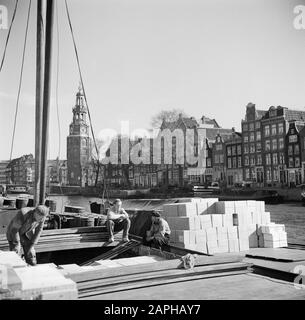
150;108;189;129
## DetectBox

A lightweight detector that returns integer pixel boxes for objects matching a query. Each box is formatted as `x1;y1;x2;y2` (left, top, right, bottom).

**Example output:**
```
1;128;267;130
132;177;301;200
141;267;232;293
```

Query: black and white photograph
0;0;305;304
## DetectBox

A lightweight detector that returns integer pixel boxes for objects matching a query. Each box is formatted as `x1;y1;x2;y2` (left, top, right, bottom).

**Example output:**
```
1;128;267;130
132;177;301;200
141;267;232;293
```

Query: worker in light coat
145;211;171;250
6;205;49;266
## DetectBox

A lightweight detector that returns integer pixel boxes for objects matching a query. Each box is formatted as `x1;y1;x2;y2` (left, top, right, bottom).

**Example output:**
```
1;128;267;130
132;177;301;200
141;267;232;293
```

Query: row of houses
3;102;305;190
0;155;69;187
103;103;305;189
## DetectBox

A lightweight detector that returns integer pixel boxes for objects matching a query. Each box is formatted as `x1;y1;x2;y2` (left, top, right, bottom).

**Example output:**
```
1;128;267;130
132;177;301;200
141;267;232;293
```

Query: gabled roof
285;109;305;122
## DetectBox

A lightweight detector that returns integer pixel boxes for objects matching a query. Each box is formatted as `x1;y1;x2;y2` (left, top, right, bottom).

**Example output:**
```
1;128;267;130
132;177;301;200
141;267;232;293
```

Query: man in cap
145;211;171;250
6;205;49;266
107;199;131;243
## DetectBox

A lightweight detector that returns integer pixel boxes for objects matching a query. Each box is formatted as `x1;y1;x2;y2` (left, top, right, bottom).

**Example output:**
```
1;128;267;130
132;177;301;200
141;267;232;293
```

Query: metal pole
34;0;45;207
39;0;54;205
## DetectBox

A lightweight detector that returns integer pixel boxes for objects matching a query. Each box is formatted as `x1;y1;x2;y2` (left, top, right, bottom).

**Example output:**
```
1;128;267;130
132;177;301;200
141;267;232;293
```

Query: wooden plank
246;248;305;262
78;263;250;298
77;261;250;290
67;254;244;283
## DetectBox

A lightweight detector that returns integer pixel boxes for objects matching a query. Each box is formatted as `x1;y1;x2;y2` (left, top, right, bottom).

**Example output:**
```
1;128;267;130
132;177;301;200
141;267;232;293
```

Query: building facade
6;154;35;186
225;131;243;186
261;106;305;186
0;161;9;185
241;103;265;186
67;88;92;186
285;121;304;186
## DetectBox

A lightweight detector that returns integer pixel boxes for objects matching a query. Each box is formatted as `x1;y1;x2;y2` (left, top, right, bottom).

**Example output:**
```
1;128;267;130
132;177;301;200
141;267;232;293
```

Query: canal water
49;195;305;246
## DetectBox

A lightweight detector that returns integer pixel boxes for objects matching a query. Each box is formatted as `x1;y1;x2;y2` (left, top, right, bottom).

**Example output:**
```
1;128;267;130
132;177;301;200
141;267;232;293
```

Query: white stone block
167;217;196;230
177;203;198;217
227;226;238;239
199;215;212;229
228;239;240;253
211;214;223;227
196;202;208;215
163;204;179;217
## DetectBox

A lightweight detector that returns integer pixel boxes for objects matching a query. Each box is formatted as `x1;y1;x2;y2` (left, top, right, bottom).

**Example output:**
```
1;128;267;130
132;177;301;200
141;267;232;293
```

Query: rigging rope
64;0;106;197
9;0;32;161
0;0;19;74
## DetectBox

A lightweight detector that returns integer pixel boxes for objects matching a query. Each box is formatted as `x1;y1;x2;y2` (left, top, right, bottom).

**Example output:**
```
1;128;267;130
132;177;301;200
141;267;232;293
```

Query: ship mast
34;0;54;206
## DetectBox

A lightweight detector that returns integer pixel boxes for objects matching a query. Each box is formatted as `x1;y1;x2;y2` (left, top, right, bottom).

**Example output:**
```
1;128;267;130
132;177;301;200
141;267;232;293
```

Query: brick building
0;161;9;185
285;121;305;186
6;154;35;186
261;106;305;186
241;103;266;186
225;130;243;186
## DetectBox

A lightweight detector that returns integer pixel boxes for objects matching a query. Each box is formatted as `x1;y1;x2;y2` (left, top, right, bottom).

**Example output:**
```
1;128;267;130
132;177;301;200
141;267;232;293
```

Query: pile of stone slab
163;198;287;254
0;251;78;300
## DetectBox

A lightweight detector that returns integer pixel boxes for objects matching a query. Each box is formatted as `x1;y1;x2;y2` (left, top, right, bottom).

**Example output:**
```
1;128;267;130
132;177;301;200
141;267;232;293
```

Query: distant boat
6;185;29;194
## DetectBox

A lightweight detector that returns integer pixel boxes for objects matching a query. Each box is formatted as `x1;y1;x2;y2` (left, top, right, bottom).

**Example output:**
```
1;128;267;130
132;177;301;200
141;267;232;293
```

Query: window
264;125;270;137
279;153;285;164
250;133;255;142
219;154;224;163
279;138;284;149
255;122;261;129
257;154;262;165
232;158;237;168
228;158;232;169
265;140;271;151
227;147;232;156
216;144;222;151
249;123;254;131
250;156;255;166
256;132;261;141
266;168;272;182
237;145;242;155
273;169;279;181
207;158;211;167
271;124;277;135
245;169;250;180
289;135;297;143
295;157;300;167
243;124;248;131
244;136;249;143
238;156;242;168
251;168;256;180
272;139;277;151
244;145;249;154
278;123;284;134
232;146;236;156
272;153;278;165
288;145;293;155
266;154;271;165
295;144;300;155
289;157;294;168
214;155;219;164
244;156;249;166
250;144;255;153
256;143;262;152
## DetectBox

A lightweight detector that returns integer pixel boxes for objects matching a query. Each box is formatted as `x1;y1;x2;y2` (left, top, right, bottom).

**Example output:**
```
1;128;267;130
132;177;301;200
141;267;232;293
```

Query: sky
1;0;305;161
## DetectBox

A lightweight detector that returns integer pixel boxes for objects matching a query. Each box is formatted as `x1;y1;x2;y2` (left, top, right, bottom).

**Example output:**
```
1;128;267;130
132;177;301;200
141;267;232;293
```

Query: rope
64;0;106;197
0;0;19;74
9;0;32;160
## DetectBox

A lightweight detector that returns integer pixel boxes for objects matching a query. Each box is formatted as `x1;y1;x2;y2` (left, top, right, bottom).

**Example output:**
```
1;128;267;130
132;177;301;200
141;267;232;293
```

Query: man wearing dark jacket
6;205;49;265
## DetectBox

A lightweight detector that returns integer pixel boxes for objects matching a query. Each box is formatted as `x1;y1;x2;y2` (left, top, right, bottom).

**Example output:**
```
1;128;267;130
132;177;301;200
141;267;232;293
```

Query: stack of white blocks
163;198;285;254
257;223;287;248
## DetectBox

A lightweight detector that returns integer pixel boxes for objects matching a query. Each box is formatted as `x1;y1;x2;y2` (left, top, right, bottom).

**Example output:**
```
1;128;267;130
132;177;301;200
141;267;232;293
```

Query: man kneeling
107;199;130;243
145;211;171;250
6;205;49;266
